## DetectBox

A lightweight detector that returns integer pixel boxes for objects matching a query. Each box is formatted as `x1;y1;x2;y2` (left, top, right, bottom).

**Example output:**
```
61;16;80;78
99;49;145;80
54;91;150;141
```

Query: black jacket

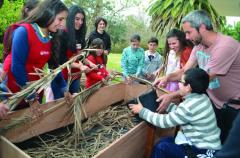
215;112;240;158
87;30;111;52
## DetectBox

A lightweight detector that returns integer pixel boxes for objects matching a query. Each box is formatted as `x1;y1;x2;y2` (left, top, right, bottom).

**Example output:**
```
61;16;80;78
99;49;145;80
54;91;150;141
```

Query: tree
64;0;141;32
147;0;226;35
221;21;240;41
0;0;23;39
0;0;23;61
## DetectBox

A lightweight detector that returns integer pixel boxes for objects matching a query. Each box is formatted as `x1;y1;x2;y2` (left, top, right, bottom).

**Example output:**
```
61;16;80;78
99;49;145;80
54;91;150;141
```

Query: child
121;34;144;82
85;38;109;88
162;29;192;92
87;17;111;65
129;68;221;158
141;37;163;82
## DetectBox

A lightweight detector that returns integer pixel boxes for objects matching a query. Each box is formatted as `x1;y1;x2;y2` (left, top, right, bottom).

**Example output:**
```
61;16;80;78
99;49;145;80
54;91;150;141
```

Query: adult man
154;10;240;143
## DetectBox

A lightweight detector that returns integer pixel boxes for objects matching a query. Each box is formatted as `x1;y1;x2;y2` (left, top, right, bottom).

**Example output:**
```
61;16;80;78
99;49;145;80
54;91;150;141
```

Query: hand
125;76;132;84
154;71;160;77
153;76;168;88
90;63;98;70
156;94;173;113
146;73;154;80
105;75;111;81
64;92;74;106
0;102;9;118
102;78;108;85
129;102;143;114
80;65;91;73
104;50;109;55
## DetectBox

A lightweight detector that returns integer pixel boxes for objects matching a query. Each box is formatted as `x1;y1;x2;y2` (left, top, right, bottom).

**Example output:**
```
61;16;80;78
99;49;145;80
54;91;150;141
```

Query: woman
52;5;96;99
162;28;193;92
4;0;68;96
60;5;89;94
87;17;111;65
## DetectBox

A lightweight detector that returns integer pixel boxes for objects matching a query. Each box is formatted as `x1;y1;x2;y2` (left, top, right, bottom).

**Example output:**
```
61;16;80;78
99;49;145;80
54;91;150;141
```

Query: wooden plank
0;83;150;143
124;84;152;101
94;122;148;158
83;83;125;116
0;136;31;158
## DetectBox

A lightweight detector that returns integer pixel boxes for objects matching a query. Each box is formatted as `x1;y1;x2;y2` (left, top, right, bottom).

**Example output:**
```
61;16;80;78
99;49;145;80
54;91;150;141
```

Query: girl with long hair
85;38;109;88
162;28;193;92
3;0;68;97
51;5;96;99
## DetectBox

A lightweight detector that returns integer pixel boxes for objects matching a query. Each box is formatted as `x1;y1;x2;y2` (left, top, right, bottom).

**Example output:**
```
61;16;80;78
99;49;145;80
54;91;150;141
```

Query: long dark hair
89;38;104;63
163;28;193;68
21;0;39;19
21;0;68;69
66;5;87;53
21;0;68;27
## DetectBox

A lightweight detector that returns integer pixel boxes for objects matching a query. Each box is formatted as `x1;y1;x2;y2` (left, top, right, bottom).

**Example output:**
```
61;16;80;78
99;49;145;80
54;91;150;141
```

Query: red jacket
180;46;192;68
5;23;51;92
85;55;109;88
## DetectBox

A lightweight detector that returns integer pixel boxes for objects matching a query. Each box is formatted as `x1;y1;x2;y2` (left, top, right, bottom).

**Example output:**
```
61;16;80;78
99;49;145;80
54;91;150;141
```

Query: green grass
107;53;121;71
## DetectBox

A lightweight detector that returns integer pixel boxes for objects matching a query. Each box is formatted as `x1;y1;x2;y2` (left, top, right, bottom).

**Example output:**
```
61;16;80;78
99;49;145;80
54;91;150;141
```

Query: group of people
0;1;240;157
0;0;112;108
121;28;192;89
129;10;240;158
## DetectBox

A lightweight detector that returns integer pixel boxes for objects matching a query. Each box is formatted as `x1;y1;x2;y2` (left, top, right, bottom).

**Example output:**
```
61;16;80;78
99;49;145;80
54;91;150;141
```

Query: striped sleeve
139;104;192;128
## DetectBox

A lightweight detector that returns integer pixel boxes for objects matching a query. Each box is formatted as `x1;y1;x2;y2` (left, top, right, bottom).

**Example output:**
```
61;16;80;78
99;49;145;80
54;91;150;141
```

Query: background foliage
0;0;239;62
221;21;240;41
0;0;24;61
147;0;226;36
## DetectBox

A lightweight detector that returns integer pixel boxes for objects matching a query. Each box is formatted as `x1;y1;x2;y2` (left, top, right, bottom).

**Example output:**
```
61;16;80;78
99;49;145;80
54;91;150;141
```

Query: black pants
213;105;239;144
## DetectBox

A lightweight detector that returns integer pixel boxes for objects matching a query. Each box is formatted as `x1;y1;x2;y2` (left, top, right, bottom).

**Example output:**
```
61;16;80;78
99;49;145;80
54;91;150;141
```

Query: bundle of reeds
21;102;140;158
2;50;90;111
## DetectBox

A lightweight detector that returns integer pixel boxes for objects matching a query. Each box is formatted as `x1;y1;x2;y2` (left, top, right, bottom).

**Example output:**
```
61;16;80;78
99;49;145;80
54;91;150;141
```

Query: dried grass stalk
22;102;140;158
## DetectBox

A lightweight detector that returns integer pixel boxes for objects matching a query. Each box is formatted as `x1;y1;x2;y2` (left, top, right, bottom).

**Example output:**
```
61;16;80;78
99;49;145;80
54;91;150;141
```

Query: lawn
107;53;122;72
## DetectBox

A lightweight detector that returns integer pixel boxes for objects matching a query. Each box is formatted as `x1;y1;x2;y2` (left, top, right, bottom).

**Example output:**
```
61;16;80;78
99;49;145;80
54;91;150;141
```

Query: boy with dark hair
121;34;145;82
141;37;163;82
129;68;221;158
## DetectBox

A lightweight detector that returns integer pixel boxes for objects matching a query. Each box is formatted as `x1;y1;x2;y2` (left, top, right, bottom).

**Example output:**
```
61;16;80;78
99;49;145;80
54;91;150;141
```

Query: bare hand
102;78;108;85
146;73;154;80
125;76;132;84
104;50;109;55
129;102;143;114
156;94;172;113
81;65;91;73
105;75;111;81
0;103;9;118
90;63;98;70
153;76;168;88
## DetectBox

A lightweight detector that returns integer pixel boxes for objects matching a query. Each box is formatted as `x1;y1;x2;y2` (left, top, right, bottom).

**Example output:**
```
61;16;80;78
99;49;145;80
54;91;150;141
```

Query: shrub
221;21;240;41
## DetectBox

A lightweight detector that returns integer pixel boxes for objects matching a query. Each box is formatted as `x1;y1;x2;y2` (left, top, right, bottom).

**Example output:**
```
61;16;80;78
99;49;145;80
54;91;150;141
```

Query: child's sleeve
139;103;192;128
86;71;104;81
121;49;129;77
86;55;104;81
11;26;29;87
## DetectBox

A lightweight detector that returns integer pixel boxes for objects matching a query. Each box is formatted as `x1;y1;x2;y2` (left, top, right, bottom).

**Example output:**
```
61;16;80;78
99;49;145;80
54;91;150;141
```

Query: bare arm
167;57;198;81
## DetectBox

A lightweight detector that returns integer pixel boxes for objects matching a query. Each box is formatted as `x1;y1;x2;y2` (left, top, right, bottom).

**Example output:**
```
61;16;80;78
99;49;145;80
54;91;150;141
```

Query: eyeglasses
178;80;186;84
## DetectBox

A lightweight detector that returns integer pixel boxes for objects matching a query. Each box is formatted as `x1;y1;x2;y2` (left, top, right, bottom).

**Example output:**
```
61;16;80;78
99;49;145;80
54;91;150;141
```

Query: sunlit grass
107;53;122;72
